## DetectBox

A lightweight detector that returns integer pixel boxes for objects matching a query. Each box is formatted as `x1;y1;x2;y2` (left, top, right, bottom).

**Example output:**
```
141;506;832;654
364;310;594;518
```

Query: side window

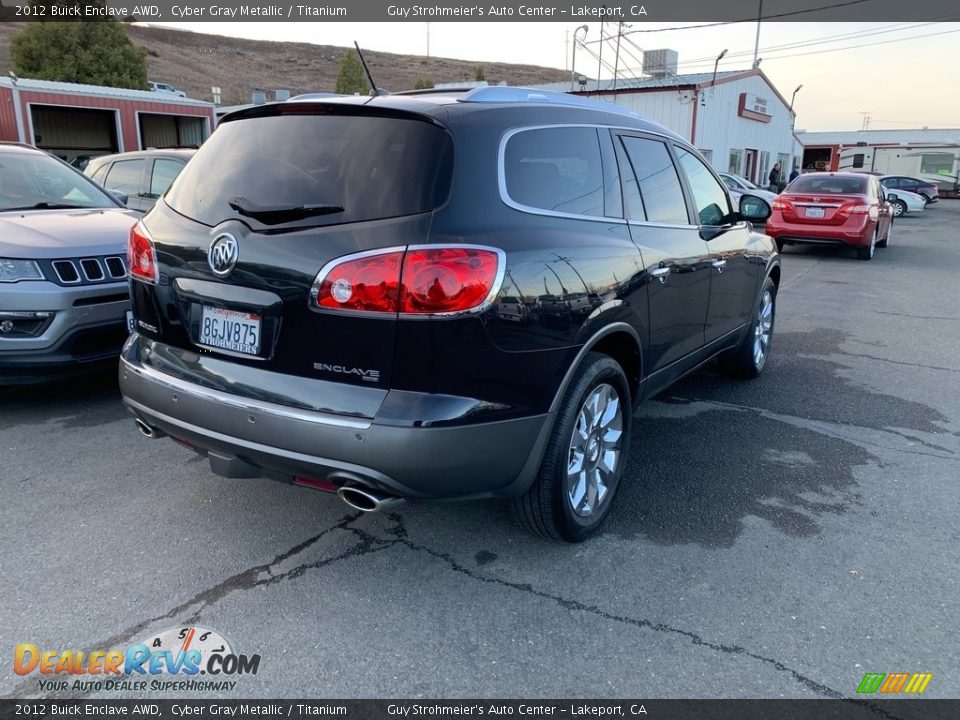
618;136;689;224
852;153;865;169
89;163;110;185
504;127;604;217
150;158;186;198
103;159;144;194
675;147;732;226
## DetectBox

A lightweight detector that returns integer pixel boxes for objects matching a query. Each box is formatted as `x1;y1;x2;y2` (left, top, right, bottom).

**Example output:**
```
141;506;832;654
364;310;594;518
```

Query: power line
673;27;960;70
674;19;957;68
582;0;874;43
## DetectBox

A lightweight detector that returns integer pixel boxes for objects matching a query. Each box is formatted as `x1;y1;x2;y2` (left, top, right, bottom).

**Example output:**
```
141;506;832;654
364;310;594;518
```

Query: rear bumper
766;220;872;247
119;336;553;501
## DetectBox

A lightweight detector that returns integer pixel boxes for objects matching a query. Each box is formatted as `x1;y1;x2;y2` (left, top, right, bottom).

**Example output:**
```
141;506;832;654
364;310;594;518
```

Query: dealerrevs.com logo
14;626;261;693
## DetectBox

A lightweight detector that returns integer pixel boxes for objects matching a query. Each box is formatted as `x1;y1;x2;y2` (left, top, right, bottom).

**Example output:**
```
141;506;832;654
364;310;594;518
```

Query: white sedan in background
884;187;926;217
717;172;779;208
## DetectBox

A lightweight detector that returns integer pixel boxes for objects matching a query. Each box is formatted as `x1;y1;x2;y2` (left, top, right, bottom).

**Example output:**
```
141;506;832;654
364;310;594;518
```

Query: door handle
650;266;671;284
711;259;727;273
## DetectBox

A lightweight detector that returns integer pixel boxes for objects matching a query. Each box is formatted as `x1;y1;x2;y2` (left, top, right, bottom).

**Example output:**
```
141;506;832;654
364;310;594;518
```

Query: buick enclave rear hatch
131;103;453;395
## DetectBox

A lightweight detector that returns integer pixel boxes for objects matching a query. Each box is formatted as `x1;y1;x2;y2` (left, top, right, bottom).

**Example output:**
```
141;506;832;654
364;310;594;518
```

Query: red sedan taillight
128;222;158;284
311;245;504;317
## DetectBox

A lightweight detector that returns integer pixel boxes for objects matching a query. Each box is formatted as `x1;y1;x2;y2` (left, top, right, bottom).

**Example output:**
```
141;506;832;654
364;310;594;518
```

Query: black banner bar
1;700;958;720
1;0;959;22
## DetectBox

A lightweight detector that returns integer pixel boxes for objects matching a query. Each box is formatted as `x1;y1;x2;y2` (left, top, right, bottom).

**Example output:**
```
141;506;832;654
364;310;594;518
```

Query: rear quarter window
503;127;605;217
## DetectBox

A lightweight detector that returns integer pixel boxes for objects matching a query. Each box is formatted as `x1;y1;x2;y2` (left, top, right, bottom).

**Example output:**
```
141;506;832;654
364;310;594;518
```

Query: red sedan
766;172;894;261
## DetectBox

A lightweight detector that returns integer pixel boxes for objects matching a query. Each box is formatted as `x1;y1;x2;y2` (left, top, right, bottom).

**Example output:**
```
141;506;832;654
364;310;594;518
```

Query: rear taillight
842;203;878;219
128;222;158;284
771;198;793;212
311;248;403;313
310;245;504;317
400;247;502;314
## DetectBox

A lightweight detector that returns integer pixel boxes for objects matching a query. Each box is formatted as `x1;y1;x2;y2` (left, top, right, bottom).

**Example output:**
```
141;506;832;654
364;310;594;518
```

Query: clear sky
149;21;960;131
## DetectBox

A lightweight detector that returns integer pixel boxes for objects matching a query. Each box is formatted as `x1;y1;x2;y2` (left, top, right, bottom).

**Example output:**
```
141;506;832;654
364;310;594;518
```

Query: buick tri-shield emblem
208;233;239;276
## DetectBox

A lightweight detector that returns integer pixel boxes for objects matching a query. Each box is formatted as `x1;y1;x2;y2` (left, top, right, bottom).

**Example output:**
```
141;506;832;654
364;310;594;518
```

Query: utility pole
426;22;431;57
752;0;763;68
612;22;623;93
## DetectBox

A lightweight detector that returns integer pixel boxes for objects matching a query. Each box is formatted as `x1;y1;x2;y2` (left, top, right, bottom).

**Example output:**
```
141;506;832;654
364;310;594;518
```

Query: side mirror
739;195;772;222
108;190;129;206
886;193;899;202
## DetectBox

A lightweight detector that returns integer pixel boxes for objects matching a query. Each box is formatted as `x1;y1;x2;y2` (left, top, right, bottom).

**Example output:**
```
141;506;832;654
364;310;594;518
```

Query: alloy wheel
753;289;774;369
566;383;623;518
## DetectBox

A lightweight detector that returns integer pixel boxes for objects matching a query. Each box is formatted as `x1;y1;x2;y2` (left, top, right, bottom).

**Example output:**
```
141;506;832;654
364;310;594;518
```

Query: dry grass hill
0;23;569;105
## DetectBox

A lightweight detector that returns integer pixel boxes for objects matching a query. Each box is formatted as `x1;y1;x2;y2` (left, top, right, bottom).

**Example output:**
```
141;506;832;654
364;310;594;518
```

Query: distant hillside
0;23;569;105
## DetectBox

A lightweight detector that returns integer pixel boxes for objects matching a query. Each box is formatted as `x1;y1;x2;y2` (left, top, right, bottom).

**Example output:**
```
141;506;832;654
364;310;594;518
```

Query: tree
474;65;486;82
335;50;369;96
11;12;148;90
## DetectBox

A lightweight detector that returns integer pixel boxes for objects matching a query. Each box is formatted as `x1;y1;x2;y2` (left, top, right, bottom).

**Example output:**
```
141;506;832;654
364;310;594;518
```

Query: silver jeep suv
0;143;137;385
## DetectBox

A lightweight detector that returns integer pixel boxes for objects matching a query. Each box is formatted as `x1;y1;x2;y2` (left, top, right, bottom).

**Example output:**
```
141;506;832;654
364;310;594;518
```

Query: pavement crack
814;350;960;375
5;511;364;700
676;397;959;461
874;309;960;321
383;514;904;717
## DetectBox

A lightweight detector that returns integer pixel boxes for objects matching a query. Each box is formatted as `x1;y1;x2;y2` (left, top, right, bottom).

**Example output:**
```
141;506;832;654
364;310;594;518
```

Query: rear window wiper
228;196;344;225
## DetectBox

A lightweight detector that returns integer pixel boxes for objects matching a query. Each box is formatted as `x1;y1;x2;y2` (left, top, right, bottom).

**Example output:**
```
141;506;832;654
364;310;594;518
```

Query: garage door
139;114;206;149
30;105;119;163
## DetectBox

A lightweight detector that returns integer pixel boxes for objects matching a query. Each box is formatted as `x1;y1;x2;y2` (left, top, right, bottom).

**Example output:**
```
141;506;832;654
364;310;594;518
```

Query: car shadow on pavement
0;367;125;430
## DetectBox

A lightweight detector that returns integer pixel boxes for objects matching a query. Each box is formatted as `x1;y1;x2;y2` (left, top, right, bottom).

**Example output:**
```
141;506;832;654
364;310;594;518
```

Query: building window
698;149;713;165
728;150;743;175
759;151;770;183
852;153;865;168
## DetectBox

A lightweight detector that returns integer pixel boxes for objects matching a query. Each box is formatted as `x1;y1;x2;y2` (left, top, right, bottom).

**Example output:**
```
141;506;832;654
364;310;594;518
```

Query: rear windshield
165;112;453;228
788;175;867;194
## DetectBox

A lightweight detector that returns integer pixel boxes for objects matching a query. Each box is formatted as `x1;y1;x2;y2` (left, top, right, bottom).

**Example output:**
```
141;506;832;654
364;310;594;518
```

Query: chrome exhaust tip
336;486;402;513
134;418;167;439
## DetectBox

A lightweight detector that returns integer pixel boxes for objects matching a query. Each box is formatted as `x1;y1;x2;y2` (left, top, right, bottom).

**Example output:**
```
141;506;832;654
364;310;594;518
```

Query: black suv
120;88;779;541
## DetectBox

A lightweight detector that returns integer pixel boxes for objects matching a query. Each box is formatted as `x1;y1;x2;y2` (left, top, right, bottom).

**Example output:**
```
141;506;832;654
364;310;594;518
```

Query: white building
537;68;802;187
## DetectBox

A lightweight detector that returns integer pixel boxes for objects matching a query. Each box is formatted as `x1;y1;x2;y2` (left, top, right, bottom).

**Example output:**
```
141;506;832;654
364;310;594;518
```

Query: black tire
856;228;878;260
511;353;632;543
774;238;786;253
892;200;907;218
719;276;777;380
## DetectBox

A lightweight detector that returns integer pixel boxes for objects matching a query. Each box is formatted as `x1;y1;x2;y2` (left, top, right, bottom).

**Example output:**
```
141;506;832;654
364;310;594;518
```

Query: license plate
805;207;826;218
199;306;261;356
125;310;135;334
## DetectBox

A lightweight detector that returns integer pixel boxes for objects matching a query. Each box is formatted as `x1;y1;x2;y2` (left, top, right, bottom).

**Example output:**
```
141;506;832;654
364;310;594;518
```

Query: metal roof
0;76;213;108
533;70;747;94
797;128;960;147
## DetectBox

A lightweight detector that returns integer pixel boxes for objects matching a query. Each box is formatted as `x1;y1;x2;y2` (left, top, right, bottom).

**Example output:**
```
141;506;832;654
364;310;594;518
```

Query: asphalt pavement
2;202;959;700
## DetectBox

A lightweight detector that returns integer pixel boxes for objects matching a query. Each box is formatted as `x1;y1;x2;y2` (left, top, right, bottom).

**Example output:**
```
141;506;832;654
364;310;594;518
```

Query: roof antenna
354;41;388;96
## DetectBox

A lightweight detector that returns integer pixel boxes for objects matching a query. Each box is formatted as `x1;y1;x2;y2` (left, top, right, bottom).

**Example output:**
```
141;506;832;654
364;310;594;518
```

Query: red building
0;76;215;163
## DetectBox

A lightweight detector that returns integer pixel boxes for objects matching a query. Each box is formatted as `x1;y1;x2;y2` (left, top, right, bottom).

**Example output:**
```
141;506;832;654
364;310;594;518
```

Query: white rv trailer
838;144;960;190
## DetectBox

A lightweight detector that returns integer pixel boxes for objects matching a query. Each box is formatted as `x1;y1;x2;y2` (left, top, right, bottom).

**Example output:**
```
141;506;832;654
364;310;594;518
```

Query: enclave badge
208;233;239;276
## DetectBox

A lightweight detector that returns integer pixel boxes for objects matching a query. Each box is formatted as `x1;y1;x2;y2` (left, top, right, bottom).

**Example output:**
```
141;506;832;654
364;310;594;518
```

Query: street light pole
789;84;803;111
571;25;588;91
752;0;763;69
712;48;728;86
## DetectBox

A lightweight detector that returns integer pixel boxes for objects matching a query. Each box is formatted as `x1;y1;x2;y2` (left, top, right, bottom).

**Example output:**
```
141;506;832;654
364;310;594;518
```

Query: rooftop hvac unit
643;49;678;78
251;90;266;105
274;89;291;102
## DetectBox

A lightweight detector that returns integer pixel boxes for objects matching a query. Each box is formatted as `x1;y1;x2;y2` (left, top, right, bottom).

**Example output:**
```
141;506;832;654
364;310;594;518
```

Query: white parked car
883;187;926;217
717;172;779;207
148;81;186;98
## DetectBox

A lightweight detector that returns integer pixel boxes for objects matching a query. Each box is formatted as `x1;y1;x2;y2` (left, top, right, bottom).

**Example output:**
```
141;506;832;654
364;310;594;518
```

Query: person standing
768;162;781;193
789;166;800;183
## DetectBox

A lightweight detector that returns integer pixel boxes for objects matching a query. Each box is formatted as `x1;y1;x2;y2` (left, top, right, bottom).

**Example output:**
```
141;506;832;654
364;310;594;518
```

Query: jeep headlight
0;259;44;282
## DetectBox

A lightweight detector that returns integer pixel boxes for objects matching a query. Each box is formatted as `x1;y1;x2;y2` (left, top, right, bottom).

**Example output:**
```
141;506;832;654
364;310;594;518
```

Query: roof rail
457;86;642;118
288;92;346;101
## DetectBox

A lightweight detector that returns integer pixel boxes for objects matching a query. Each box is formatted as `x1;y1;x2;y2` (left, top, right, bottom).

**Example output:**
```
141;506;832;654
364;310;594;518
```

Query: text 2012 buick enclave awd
120;87;779;541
